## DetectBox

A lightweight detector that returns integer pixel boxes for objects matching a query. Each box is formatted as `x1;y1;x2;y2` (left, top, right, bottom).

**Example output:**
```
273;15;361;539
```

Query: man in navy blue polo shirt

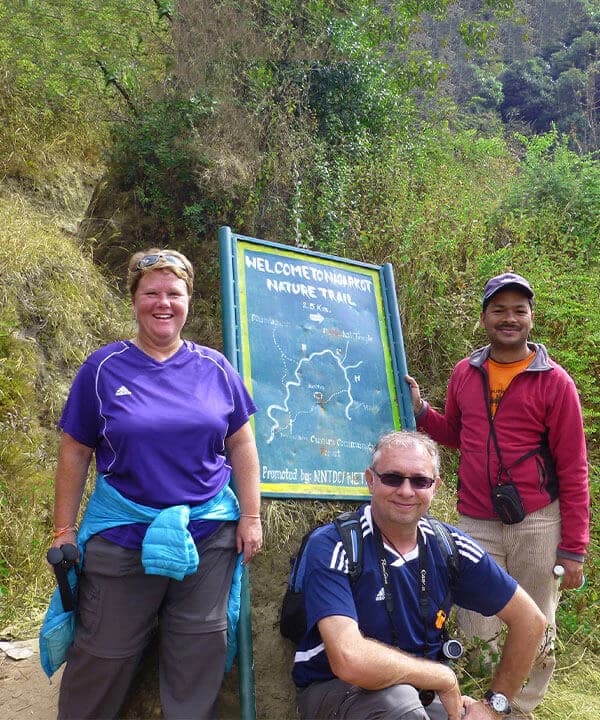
293;431;545;720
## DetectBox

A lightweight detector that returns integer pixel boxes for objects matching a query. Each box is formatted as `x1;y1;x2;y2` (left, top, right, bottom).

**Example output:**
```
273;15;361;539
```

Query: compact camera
418;639;464;707
441;638;464;661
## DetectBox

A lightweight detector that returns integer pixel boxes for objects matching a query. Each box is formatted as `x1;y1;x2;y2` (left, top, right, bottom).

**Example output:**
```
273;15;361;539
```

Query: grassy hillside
0;184;130;634
1;2;598;718
1;140;599;719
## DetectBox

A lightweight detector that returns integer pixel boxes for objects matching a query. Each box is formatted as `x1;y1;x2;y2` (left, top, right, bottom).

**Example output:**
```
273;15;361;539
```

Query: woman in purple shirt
51;249;261;719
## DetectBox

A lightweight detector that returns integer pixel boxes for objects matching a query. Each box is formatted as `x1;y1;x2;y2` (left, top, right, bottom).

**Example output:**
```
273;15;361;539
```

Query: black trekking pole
46;543;78;611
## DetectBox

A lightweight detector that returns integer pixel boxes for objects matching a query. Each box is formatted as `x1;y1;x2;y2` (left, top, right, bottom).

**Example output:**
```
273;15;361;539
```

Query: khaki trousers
457;501;561;719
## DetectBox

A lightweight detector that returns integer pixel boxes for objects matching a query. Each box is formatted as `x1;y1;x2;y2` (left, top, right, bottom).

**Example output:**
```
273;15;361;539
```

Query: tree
499;58;555;130
0;0;170;175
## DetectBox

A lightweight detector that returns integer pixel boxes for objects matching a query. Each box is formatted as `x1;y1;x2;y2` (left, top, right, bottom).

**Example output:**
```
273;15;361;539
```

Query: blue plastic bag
39;566;78;678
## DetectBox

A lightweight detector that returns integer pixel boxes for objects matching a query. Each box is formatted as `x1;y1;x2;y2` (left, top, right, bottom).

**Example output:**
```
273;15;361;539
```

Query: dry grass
538;649;600;719
0;189;130;633
262;498;358;547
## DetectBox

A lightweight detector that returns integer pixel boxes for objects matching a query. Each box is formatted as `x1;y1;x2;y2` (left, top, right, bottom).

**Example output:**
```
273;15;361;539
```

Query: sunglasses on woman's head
135;253;188;274
371;468;435;489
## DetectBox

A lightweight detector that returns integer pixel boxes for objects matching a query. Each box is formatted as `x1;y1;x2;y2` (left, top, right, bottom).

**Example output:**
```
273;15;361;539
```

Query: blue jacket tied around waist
39;474;242;678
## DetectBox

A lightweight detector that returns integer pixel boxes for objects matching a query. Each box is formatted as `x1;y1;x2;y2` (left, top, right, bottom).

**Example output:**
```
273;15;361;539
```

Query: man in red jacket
406;272;589;719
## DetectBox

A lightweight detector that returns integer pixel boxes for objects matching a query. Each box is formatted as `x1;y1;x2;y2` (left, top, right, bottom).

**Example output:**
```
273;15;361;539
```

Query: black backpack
279;510;459;644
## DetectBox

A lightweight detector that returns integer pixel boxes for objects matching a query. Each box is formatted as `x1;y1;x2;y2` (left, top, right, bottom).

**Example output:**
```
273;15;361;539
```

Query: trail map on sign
231;239;402;498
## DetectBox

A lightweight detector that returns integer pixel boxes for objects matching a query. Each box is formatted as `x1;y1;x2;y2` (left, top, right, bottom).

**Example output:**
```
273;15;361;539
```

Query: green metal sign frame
218;226;415;719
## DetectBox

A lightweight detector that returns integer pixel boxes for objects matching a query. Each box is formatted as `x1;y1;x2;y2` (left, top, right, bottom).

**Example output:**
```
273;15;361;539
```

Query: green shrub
106;93;216;237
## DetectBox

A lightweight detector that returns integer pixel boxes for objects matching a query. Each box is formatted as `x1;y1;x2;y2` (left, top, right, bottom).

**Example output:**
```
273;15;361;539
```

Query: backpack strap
425;515;459;591
288;527;318;592
333;510;364;583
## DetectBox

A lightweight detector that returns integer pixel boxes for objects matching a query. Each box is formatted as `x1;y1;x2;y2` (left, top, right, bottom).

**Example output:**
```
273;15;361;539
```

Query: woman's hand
225;423;262;564
237;514;263;564
51;526;78;549
47;526;79;572
51;431;91;569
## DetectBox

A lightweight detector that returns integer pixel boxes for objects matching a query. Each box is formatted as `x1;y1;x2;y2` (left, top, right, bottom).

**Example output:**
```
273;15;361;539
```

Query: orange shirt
487;351;536;417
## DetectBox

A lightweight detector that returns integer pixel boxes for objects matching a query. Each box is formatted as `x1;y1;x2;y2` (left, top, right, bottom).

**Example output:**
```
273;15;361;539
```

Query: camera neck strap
480;368;508;489
480;366;548;488
373;522;433;656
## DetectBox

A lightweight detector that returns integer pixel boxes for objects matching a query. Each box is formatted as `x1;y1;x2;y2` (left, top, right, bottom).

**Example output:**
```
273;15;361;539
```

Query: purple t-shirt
60;340;257;547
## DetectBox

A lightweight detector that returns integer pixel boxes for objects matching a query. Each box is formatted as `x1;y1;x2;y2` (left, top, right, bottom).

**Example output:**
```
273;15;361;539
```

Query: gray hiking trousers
58;522;237;720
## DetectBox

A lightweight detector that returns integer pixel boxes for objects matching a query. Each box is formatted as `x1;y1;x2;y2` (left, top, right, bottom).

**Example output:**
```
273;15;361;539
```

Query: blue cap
482;273;534;309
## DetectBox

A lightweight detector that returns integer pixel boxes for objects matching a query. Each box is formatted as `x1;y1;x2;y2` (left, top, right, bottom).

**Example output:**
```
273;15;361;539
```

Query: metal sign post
218;225;414;719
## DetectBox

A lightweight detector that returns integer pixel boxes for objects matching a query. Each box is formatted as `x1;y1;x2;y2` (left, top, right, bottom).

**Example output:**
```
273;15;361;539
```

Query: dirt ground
0;640;64;720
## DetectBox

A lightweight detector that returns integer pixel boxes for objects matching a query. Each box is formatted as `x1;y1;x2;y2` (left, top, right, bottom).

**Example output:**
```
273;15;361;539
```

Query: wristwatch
484;690;511;715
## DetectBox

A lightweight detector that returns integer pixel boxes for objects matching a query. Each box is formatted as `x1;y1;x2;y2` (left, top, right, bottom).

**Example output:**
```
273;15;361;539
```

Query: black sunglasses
135;253;189;274
371;468;435;490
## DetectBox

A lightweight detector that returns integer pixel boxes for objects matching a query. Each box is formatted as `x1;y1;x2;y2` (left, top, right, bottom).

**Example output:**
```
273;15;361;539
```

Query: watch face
489;693;510;713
